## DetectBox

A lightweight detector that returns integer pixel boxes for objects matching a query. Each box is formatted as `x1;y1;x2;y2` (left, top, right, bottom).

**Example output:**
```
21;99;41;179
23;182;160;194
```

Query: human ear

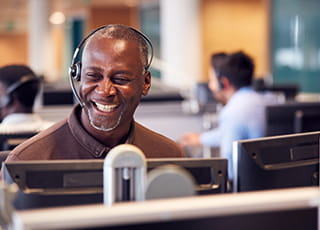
142;71;151;96
220;77;231;89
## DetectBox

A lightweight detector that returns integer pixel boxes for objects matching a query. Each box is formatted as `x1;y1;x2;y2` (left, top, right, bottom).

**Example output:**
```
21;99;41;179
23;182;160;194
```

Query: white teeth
95;102;118;112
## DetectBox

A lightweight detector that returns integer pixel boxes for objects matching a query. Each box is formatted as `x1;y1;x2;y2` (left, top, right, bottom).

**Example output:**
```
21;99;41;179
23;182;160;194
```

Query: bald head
82;25;150;71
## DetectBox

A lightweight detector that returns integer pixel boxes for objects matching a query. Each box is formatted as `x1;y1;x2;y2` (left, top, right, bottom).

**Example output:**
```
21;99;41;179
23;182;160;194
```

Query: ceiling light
49;11;66;25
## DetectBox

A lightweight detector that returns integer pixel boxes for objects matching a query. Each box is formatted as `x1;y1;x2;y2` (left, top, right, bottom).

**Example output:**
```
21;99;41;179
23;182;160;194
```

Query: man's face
208;66;226;105
79;37;151;133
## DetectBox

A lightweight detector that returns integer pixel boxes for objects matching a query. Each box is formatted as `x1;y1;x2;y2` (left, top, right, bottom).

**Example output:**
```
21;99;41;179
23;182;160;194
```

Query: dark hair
0;64;40;107
210;52;228;75
85;24;149;69
218;51;254;89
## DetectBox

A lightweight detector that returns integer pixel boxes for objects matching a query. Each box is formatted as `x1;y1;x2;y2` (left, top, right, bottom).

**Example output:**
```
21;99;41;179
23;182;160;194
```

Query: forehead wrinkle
82;31;146;66
83;38;129;61
85;66;104;72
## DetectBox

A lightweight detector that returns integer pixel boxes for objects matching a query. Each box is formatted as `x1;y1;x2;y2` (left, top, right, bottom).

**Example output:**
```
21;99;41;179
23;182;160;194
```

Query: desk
11;187;320;230
35;105;73;123
135;102;208;141
135;102;218;158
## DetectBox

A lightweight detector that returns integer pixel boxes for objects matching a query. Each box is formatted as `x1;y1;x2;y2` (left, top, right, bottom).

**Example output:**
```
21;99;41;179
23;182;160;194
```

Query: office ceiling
0;0;155;33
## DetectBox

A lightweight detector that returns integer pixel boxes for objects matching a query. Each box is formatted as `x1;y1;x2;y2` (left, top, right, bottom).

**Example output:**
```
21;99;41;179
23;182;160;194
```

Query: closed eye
111;71;134;85
112;76;131;85
84;72;102;81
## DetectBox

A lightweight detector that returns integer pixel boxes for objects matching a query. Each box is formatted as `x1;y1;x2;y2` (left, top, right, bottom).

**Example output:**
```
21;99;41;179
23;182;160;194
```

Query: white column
28;0;51;78
160;0;202;90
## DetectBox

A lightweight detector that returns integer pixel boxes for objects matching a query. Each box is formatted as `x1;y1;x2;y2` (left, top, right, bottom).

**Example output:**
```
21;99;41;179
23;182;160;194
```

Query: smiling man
4;24;184;162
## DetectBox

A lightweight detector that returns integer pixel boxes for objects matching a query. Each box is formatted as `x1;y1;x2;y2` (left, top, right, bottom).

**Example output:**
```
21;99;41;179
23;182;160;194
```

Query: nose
96;78;116;96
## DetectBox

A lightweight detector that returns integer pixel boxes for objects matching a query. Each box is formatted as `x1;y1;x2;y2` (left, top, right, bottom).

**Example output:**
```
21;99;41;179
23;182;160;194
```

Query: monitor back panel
3;158;227;210
265;102;320;136
234;131;320;192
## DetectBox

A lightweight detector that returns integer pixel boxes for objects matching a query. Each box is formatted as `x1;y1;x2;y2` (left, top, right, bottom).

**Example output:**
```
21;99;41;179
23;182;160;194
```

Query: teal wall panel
271;0;320;93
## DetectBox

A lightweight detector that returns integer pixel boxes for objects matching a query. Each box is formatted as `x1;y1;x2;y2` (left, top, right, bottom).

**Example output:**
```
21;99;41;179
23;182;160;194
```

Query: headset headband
7;74;39;94
0;74;39;108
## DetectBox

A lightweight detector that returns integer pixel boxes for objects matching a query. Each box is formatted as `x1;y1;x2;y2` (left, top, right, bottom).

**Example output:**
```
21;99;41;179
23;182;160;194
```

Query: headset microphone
68;24;154;108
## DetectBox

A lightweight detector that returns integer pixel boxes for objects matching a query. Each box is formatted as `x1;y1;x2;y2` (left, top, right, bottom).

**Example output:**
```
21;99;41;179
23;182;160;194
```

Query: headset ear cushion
69;62;82;81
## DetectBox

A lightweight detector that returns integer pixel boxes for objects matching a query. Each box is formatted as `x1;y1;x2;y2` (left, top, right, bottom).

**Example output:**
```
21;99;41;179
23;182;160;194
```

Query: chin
90;121;119;132
88;111;123;132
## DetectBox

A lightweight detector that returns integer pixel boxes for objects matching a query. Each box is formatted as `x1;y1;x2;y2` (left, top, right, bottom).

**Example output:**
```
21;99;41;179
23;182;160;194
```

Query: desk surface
12;187;320;230
35;105;72;123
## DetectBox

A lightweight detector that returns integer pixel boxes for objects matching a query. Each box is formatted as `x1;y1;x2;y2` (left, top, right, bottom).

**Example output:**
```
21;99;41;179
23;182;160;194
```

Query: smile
94;102;119;112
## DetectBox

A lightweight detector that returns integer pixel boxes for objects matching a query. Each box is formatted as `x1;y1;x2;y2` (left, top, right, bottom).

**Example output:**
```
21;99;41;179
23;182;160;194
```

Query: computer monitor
194;82;218;113
11;187;320;230
0;132;38;151
233;131;320;192
42;89;75;105
265;101;320;136
3;160;104;210
294;109;320;133
252;79;299;101
147;158;228;194
2;158;227;210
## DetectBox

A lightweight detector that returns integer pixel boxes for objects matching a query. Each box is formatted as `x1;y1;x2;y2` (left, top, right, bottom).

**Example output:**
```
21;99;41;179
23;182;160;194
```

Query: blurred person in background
179;51;278;180
0;64;53;133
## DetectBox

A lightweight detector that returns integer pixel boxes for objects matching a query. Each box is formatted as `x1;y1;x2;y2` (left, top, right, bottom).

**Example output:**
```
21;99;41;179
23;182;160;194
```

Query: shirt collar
228;86;253;102
237;86;252;93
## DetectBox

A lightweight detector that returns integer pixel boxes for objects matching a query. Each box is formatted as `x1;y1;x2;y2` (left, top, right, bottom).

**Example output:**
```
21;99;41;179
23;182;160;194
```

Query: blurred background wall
0;0;319;93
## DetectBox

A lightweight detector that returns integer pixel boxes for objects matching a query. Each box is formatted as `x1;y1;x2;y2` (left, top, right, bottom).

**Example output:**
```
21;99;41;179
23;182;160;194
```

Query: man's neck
80;109;132;148
93;124;132;148
224;87;237;104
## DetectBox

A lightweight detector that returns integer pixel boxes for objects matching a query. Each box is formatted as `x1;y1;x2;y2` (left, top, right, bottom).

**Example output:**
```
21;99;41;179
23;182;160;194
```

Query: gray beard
88;109;123;132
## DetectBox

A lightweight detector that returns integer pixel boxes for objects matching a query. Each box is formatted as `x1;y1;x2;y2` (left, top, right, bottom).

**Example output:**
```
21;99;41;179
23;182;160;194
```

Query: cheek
120;86;143;110
122;87;140;102
79;81;95;99
127;79;147;97
209;78;219;93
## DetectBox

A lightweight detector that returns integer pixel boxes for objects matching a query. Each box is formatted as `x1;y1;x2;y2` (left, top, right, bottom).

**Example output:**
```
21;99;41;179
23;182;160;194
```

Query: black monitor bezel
233;131;320;192
3;157;228;209
265;101;320;136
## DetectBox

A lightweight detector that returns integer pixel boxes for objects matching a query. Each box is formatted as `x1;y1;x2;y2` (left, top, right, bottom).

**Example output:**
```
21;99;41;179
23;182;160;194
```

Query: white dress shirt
200;87;280;179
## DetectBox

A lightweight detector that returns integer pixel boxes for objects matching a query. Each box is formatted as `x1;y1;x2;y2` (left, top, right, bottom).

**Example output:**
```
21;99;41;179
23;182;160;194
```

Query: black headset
68;24;154;107
0;74;40;108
